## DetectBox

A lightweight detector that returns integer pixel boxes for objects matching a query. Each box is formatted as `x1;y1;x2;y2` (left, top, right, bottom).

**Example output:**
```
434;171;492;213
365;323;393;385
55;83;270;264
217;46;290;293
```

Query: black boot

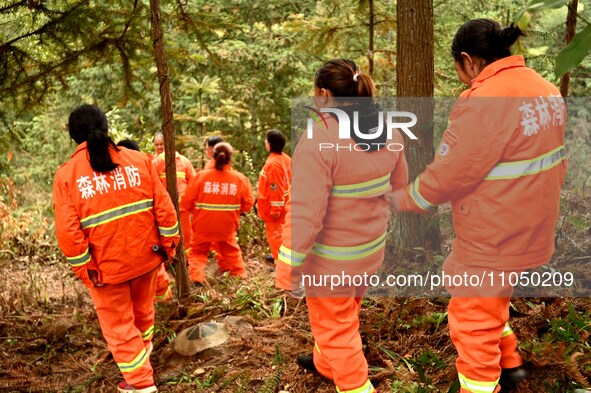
499;366;527;392
296;355;332;383
296;355;317;373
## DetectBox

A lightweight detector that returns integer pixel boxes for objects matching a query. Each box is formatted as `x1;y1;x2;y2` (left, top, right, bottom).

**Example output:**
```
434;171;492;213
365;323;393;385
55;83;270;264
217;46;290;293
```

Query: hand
385;190;402;212
88;269;104;287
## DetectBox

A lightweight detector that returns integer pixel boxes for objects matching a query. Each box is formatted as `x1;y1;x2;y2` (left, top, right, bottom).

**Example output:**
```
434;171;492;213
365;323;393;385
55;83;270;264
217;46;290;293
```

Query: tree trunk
395;0;440;257
150;0;190;299
560;0;578;97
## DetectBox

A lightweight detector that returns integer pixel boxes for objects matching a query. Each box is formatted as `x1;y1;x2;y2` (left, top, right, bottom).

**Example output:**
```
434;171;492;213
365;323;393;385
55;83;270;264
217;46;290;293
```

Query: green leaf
514;0;568;27
555;23;591;77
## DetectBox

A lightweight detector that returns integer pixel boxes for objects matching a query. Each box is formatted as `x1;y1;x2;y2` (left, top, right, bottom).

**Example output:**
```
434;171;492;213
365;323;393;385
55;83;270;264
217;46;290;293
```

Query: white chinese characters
519;95;565;137
77;165;142;199
203;182;238;196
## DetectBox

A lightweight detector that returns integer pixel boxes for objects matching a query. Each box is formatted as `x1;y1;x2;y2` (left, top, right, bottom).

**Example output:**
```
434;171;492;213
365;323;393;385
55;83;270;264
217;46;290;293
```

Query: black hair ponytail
213;142;233;170
68;104;119;172
451;19;524;65
87;129;119;172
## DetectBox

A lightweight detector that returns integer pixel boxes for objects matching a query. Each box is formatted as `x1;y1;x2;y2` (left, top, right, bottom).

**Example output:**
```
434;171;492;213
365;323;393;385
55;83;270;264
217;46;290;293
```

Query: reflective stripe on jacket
53;143;180;286
152;151;196;197
276;114;409;290
396;55;567;269
180;164;254;242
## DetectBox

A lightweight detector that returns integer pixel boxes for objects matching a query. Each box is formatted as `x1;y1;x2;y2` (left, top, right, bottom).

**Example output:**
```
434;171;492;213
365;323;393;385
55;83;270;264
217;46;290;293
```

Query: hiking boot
499;366;527;392
265;254;275;262
117;382;157;393
296;355;317;373
296;355;332;383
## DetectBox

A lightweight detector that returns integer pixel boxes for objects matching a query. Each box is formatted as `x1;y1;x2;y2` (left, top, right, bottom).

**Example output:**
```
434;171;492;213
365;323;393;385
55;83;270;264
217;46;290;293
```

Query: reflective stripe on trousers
458;372;499;393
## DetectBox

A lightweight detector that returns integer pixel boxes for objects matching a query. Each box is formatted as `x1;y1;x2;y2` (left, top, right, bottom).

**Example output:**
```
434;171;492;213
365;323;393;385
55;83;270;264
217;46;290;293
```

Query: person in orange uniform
276;59;408;393
181;142;255;285
53;105;180;393
201;136;227;269
387;19;567;393
257;129;291;262
151;132;196;301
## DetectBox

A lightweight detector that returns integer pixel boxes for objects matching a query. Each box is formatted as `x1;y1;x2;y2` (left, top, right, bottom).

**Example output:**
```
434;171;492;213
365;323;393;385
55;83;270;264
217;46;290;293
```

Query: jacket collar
470;55;525;90
72;142;88;158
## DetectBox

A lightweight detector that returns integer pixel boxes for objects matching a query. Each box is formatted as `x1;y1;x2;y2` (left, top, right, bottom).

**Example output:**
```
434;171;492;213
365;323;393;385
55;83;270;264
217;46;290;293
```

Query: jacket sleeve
183;156;197;183
149;158;180;256
180;173;199;246
240;175;255;214
276;132;334;291
53;171;97;288
394;103;510;213
265;161;289;218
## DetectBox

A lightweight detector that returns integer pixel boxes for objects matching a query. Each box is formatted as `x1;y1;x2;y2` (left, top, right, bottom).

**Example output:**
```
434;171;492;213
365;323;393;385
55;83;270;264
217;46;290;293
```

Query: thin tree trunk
150;0;190;300
560;0;578;97
395;0;440;257
368;0;375;77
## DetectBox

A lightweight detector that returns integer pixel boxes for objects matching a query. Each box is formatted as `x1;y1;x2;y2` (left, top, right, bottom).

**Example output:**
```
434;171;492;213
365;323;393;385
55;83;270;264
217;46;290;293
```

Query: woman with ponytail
181;142;254;285
388;19;567;392
275;59;408;393
53;105;180;393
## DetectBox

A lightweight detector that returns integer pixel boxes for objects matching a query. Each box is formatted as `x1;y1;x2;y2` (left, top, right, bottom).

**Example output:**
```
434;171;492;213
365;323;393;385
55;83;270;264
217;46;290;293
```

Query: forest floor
1;191;591;393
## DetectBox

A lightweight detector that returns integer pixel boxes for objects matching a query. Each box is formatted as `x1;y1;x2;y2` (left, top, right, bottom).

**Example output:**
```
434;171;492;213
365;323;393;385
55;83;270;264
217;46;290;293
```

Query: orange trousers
88;268;157;387
264;219;284;260
154;264;172;302
187;235;245;283
306;287;376;393
444;252;522;393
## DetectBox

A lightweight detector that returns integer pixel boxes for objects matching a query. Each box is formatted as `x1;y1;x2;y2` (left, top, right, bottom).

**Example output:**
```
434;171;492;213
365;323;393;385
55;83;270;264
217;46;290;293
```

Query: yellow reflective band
159;172;187;179
66;248;91;267
159;222;179;237
195;203;240;211
270;201;285;206
277;245;306;267
314;341;321;354
336;379;375;393
80;199;153;229
458;373;499;393
408;178;434;211
331;173;390;198
501;322;514;338
141;325;154;341
310;231;387;261
118;348;148;373
485;145;565;180
155;286;172;301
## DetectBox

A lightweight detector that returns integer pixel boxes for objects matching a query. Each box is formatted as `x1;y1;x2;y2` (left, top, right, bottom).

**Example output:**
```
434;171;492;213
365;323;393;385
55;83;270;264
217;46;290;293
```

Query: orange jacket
152;151;196;198
180;164;254;242
257;152;292;221
53;143;180;287
393;55;567;269
276;112;408;290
